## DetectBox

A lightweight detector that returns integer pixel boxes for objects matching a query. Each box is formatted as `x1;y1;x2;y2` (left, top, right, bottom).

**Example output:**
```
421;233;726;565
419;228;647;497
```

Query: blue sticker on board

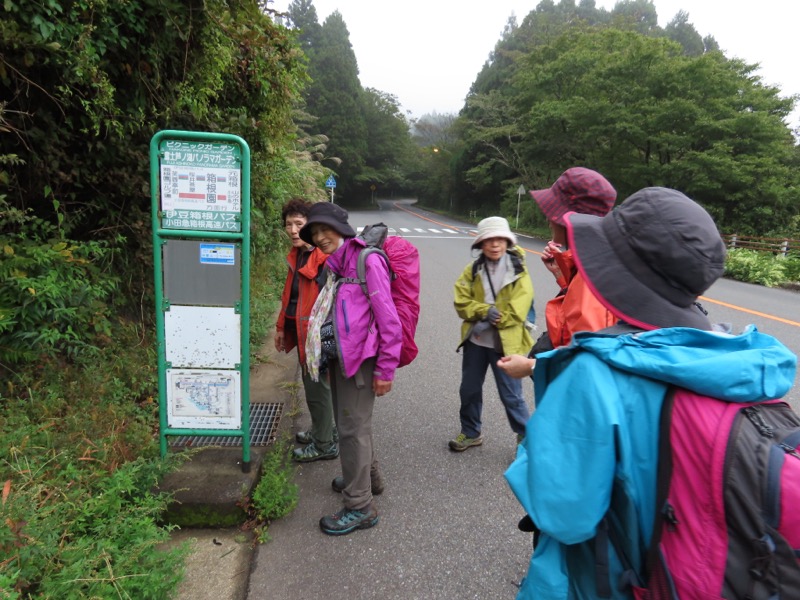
199;243;236;265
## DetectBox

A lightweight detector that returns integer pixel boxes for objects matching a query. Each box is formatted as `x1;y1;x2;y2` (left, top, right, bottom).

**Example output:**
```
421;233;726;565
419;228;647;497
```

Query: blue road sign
325;175;336;188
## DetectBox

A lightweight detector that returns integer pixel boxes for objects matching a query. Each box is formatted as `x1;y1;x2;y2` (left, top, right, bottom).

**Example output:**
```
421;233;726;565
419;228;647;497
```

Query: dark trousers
459;341;530;438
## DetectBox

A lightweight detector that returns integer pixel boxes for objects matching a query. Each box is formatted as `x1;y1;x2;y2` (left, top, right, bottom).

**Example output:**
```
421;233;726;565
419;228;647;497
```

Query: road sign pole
516;184;526;229
325;175;336;203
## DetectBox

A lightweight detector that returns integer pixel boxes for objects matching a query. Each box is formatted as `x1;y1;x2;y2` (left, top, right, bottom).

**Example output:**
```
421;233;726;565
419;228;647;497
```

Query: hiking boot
331;472;385;495
296;428;338;445
319;504;379;536
449;433;483;452
292;442;339;463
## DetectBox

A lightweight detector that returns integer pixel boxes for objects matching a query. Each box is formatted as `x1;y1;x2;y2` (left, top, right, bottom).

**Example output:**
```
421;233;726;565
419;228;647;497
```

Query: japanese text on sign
159;140;242;231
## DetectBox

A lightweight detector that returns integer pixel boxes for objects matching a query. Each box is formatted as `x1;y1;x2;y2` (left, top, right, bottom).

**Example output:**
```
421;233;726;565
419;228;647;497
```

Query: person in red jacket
498;168;618;379
275;199;338;462
533;167;619;349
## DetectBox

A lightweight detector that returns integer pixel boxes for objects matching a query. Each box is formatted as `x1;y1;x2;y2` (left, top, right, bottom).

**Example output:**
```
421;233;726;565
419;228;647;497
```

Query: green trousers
301;368;335;449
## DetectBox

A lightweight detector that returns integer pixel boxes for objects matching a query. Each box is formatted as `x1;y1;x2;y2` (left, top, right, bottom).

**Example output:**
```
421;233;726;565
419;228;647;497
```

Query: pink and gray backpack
344;223;420;368
609;389;800;599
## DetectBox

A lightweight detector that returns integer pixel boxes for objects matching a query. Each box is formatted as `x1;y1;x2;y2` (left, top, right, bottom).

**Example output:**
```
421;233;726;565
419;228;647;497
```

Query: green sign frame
150;130;253;472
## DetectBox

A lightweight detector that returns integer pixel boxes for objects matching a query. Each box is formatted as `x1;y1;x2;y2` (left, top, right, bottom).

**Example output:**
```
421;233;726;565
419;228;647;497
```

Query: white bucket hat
471;216;517;249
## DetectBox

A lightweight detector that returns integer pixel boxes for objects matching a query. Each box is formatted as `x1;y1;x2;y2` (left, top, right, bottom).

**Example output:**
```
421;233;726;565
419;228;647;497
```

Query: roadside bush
0;396;187;598
249;440;298;543
0;206;119;365
723;248;787;287
0;318;186;598
1;450;186;599
783;255;800;283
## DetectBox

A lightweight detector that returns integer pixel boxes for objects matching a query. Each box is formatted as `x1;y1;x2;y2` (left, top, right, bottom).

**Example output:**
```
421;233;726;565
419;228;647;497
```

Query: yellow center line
698;296;800;327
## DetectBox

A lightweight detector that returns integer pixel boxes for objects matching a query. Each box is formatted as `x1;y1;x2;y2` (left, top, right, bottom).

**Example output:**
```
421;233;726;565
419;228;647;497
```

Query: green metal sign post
150;130;252;472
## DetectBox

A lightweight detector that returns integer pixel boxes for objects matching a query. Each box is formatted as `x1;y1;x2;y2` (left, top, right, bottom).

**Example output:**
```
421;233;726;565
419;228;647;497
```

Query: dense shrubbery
0;0;312;595
724;248;800;287
0;200;120;365
0;322;186;598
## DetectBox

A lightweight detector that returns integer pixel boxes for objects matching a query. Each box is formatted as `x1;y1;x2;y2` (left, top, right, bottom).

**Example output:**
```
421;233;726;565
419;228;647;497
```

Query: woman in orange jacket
531;167;619;350
498;168;617;378
275;199;338;462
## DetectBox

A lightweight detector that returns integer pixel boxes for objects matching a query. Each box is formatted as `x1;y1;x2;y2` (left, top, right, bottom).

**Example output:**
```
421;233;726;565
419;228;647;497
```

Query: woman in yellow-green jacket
449;216;534;452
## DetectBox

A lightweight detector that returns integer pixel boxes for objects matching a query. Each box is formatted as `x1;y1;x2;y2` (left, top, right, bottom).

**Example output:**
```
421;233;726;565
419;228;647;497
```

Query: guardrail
723;234;800;257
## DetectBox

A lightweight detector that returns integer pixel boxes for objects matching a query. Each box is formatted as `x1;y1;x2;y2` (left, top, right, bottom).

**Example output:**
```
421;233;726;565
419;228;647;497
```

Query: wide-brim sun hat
471;216;517;249
299;201;356;245
565;187;726;331
530;167;617;226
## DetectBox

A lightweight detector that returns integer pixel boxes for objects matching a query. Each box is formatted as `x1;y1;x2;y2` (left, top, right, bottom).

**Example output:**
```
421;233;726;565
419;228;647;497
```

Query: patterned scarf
305;270;337;382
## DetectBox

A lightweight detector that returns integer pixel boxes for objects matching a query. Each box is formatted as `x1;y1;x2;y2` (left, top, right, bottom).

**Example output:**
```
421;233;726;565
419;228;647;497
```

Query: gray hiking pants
329;357;381;511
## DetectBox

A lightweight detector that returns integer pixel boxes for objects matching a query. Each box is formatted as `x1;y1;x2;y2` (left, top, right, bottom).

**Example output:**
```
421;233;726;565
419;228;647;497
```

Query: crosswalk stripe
355;226;475;237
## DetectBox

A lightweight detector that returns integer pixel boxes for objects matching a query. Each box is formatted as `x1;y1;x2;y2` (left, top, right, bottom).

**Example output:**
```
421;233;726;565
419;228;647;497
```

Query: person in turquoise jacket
504;188;797;599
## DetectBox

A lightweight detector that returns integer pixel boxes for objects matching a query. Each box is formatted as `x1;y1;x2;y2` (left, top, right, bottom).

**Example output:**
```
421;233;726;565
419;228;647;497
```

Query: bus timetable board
150;130;252;471
159;139;242;232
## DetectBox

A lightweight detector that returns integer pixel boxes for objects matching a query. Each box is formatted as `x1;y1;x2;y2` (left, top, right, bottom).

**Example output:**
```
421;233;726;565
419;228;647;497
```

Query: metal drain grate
169;402;283;448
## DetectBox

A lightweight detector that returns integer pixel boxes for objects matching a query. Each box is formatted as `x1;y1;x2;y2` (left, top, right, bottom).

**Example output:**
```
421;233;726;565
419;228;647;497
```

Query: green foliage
1;448;186;598
0;327;185;598
0;204;119;364
301;10;368;203
783;255;800;283
249;250;285;358
360;88;416;196
1;0;307;314
0;1;343;595
723;248;789;287
249;440;298;542
452;0;800;236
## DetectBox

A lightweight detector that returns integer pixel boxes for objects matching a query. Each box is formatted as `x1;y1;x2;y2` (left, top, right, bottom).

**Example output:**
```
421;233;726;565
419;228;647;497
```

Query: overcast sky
270;0;799;129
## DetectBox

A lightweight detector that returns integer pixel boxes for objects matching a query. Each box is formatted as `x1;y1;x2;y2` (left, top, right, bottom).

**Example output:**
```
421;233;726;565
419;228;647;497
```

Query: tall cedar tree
300;10;368;203
361;88;416;197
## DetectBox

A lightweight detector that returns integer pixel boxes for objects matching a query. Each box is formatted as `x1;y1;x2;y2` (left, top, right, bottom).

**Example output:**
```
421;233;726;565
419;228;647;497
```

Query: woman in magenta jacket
299;202;402;536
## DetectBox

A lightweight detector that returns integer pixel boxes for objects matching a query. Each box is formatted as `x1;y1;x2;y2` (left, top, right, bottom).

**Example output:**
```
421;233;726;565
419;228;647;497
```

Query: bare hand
497;354;536;379
541;241;563;278
373;379;392;397
274;331;285;352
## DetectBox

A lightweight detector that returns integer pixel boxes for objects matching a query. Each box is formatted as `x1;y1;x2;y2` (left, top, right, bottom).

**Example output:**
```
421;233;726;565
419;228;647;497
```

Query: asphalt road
247;200;800;599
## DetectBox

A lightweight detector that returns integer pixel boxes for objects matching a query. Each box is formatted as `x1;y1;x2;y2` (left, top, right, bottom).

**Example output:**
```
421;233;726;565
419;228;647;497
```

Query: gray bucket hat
564;187;726;331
